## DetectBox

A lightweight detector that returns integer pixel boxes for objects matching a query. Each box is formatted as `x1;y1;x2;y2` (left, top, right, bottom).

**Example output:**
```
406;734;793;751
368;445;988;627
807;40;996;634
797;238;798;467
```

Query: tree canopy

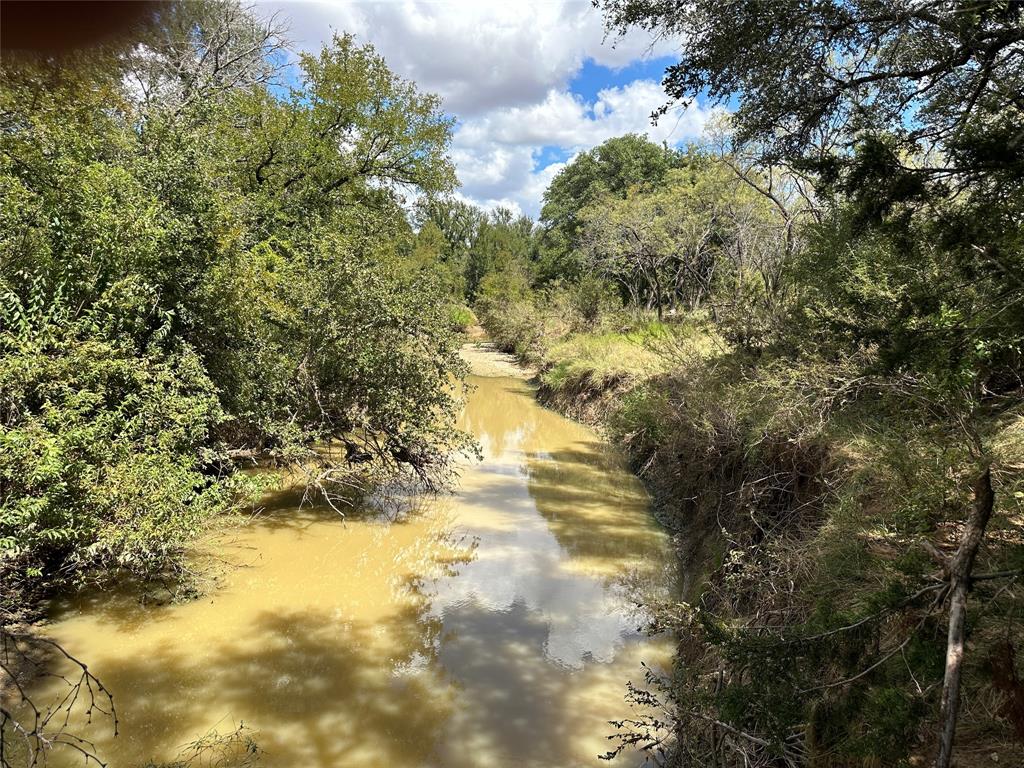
597;1;1024;177
537;134;684;281
0;2;468;598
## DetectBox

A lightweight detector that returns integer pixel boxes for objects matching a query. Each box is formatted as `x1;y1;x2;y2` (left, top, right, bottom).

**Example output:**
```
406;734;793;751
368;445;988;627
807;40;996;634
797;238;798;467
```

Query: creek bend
32;345;676;768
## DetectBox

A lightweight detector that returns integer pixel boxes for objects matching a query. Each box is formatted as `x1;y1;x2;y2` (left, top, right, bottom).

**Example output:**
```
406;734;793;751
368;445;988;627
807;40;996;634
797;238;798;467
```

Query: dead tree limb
1;628;115;768
935;466;995;768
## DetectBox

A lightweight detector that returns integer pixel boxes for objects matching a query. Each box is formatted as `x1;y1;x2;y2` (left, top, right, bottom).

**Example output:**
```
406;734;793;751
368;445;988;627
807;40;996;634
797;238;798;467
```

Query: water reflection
426;375;676;765
25;367;675;768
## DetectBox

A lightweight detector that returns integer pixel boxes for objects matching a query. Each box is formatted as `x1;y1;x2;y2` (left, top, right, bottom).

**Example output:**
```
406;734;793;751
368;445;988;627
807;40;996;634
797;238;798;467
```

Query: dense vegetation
462;2;1024;765
0;2;472;615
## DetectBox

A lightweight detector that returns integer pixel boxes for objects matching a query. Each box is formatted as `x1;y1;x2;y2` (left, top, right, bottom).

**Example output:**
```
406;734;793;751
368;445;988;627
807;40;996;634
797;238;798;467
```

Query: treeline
469;2;1024;766
0;1;473;613
426;133;798;348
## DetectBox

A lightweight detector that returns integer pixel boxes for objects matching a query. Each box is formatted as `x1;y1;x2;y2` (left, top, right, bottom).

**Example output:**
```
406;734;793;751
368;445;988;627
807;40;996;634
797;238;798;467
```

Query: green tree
465;207;534;300
597;0;1024;186
580;159;778;326
415;197;485;264
537;134;682;281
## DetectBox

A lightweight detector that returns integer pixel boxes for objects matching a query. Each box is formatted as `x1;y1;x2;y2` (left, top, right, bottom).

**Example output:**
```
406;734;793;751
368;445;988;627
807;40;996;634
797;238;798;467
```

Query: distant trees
567;143;787;343
413;199;534;302
423;134;796;333
537;134;684;281
535;133;795;342
465;208;534;299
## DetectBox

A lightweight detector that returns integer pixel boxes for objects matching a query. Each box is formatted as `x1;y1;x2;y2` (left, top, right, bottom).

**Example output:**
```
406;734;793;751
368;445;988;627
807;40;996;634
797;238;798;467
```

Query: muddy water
30;349;676;768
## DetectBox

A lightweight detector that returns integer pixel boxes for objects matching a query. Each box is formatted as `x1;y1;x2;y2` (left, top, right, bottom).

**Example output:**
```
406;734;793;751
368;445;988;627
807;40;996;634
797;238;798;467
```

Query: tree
580;159;778;324
413;197;487;297
414;197;484;262
224;31;456;227
125;0;290;116
465;207;534;300
537;134;683;281
0;1;467;605
597;0;1024;184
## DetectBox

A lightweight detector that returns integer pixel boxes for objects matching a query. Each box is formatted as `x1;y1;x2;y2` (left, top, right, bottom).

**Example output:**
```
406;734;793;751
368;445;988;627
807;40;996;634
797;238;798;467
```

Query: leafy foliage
579;157;782;325
0;2;467;603
537;134;685;281
597;1;1024;181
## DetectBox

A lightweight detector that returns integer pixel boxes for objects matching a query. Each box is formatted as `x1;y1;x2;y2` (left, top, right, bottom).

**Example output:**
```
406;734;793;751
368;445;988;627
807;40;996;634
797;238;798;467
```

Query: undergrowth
479;299;1024;766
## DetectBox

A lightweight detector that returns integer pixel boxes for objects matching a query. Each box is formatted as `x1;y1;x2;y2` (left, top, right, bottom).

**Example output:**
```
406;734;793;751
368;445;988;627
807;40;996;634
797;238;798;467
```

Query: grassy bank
479;295;1024;766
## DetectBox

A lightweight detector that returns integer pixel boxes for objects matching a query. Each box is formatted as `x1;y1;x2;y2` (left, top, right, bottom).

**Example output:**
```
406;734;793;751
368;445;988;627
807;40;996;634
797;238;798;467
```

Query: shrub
447;304;477;332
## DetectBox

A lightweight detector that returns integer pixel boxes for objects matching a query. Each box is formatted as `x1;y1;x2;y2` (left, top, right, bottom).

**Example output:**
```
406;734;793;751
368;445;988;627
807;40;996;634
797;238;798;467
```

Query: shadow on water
525;446;669;572
80;607;450;767
252;482;424;529
31;541;462;767
33;599;659;768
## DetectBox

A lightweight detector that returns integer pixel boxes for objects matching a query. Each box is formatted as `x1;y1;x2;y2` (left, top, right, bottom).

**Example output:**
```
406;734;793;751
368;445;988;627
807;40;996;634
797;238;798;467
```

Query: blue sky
568;56;676;103
261;1;715;217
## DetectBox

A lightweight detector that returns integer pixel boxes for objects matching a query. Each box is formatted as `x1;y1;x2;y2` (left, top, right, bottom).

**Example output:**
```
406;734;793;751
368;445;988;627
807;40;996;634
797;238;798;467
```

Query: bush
0;278;231;589
447;304;477;331
0;22;470;611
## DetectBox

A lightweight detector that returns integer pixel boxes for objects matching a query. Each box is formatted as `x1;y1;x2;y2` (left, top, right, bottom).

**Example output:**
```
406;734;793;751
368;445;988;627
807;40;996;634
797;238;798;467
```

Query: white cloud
453;82;714;214
261;1;712;217
457;82;710;149
270;1;674;116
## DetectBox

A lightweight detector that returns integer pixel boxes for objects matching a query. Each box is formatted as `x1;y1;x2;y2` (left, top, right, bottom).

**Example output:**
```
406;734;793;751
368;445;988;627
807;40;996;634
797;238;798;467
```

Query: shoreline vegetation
477;293;1023;765
2;3;474;762
3;1;1023;767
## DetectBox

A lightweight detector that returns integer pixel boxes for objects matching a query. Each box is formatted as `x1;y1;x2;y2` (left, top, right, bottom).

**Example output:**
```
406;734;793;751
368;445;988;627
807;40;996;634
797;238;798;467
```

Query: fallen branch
935;466;995;768
1;628;115;768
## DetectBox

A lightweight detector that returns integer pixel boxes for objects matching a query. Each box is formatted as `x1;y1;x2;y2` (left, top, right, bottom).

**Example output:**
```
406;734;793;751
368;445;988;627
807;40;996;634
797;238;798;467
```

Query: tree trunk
935;466;994;768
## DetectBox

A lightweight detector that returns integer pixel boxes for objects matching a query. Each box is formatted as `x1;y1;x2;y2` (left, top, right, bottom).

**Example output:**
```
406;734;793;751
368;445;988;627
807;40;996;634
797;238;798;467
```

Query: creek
29;345;676;768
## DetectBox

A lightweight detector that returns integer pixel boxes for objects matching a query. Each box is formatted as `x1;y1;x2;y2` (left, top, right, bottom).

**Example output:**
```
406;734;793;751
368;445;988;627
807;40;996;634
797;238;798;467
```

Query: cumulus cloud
261;1;712;216
453;82;715;214
457;82;711;149
270;0;674;115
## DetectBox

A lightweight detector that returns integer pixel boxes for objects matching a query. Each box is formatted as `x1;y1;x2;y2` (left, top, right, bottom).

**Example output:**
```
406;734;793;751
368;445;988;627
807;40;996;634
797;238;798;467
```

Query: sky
260;0;715;218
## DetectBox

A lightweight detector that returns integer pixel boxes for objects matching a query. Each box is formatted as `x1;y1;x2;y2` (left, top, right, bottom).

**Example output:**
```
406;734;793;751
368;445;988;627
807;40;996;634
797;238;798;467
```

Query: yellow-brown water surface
26;348;676;768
